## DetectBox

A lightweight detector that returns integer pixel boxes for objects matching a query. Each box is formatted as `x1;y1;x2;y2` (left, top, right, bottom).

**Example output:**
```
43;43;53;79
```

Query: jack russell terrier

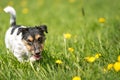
4;6;48;62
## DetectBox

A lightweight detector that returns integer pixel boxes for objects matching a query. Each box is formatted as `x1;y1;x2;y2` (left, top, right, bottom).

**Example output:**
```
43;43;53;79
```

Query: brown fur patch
22;40;33;52
35;34;41;40
40;44;44;50
27;36;33;42
26;45;32;51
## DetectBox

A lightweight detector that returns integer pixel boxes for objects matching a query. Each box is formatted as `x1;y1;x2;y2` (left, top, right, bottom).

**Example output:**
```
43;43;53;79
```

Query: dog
4;6;48;62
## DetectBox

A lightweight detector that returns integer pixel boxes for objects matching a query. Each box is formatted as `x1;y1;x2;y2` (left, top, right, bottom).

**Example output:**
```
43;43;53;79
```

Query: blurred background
0;0;120;80
0;0;120;49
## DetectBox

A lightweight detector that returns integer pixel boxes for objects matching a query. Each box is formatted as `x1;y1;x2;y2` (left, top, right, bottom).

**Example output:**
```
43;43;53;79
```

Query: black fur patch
11;16;16;26
17;25;48;37
11;25;21;35
22;27;45;40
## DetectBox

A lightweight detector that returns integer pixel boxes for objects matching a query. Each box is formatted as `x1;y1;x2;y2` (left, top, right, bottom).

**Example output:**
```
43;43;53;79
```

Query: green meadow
0;0;120;80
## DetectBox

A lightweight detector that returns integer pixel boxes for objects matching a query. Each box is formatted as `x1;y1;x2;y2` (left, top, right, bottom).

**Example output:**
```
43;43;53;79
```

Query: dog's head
17;25;48;60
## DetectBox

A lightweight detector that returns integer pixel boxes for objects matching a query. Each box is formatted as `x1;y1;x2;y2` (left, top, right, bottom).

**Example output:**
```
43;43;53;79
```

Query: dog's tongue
34;54;41;60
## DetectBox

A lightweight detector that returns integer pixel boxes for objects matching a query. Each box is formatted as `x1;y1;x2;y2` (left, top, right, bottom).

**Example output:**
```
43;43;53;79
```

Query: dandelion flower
64;33;71;39
8;1;14;6
113;62;120;72
95;53;101;59
107;63;113;70
98;18;105;23
85;56;96;63
21;0;27;7
37;0;44;6
69;0;76;3
68;47;74;52
72;76;81;80
117;55;120;62
22;8;29;14
55;60;63;64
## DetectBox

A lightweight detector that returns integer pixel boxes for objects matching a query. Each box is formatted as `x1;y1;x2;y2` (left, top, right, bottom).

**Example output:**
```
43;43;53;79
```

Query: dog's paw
30;56;36;62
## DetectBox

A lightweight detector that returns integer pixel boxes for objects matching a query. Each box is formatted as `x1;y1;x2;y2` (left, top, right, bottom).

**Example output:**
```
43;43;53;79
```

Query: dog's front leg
14;54;24;62
13;50;25;62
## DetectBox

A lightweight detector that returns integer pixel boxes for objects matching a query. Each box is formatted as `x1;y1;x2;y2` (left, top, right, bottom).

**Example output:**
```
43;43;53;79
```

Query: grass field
0;0;120;80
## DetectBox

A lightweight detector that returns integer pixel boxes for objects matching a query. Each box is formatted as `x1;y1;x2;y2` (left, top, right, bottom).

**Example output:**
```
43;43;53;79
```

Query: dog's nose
35;50;40;55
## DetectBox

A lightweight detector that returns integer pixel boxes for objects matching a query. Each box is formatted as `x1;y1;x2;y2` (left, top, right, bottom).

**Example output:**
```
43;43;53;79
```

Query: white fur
4;6;16;26
4;6;16;15
5;26;31;62
4;6;35;62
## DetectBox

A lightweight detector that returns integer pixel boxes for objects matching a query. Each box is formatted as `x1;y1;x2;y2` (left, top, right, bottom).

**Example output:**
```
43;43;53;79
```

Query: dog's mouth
33;53;41;60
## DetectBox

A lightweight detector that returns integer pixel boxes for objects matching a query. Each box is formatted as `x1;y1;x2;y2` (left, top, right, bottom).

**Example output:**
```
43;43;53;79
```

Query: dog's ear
17;28;28;35
37;25;48;33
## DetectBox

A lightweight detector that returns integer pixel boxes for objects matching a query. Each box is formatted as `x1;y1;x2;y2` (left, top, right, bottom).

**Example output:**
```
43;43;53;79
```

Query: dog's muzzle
33;50;42;60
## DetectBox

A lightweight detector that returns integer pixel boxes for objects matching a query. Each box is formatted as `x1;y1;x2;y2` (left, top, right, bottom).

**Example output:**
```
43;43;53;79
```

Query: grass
0;0;120;80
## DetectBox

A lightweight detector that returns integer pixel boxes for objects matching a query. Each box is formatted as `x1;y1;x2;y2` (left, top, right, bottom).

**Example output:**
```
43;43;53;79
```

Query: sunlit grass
0;0;120;80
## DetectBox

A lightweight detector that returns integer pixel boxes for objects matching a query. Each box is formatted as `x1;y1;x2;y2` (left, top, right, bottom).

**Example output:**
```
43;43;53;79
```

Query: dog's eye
27;39;32;45
38;37;43;43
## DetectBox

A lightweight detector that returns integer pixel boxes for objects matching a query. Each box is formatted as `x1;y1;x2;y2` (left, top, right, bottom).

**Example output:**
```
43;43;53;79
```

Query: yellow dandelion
98;18;105;23
8;1;14;6
55;60;63;64
64;33;71;39
85;56;96;63
37;0;44;6
21;0;27;7
72;76;81;80
69;0;76;3
22;8;29;14
95;53;101;59
68;47;74;53
107;63;113;70
117;55;120;62
113;62;120;72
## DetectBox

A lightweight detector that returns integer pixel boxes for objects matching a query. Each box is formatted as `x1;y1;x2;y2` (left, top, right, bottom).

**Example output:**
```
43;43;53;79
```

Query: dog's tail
4;6;16;26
